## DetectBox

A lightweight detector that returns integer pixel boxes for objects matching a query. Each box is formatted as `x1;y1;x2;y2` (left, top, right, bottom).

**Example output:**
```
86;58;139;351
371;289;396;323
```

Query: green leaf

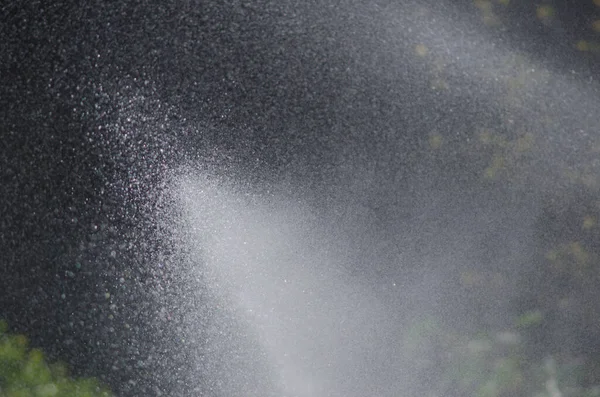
515;310;543;327
0;321;112;397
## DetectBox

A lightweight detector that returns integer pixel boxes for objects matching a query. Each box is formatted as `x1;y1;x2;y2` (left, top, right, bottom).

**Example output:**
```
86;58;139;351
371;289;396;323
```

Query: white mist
175;172;435;397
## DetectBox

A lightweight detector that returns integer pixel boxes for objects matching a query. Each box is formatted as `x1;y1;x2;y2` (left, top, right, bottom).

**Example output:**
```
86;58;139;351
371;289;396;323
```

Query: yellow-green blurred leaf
429;133;444;149
536;5;555;20
569;241;589;265
515;310;543;327
583;215;597;230
576;40;591;51
514;133;534;152
478;379;499;397
415;44;428;57
483;154;505;179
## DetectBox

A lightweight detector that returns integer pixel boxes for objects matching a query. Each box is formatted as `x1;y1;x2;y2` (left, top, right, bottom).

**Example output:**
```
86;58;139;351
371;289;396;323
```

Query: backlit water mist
168;167;537;397
3;0;600;396
159;3;599;393
177;174;419;397
154;4;600;395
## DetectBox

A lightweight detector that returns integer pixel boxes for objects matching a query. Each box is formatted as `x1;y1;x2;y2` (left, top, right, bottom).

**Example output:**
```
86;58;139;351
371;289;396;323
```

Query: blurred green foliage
0;320;112;397
417;4;600;393
406;315;600;397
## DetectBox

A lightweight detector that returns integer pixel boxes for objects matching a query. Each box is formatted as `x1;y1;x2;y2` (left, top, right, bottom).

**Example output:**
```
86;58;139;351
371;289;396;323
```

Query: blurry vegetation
421;132;600;394
406;314;600;397
471;0;600;53
0;320;112;397
410;1;600;394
